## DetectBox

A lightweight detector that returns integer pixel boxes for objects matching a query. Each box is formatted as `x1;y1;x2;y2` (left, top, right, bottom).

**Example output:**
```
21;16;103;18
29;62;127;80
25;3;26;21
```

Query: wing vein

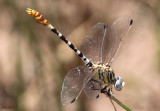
100;26;107;63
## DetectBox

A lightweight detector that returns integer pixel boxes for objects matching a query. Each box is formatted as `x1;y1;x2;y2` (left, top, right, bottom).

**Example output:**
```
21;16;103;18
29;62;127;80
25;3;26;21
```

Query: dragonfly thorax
92;63;115;85
92;63;125;91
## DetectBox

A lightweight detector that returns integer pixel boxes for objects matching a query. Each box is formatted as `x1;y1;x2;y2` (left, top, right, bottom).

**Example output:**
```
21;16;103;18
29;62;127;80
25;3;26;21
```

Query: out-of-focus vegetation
0;0;160;111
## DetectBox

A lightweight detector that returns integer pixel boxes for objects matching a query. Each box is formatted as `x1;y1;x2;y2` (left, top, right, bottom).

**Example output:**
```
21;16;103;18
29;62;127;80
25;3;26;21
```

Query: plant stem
110;94;132;111
103;91;132;111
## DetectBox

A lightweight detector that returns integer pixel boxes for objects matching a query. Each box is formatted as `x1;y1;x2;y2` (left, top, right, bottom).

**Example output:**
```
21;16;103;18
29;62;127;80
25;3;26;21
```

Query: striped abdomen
26;8;92;68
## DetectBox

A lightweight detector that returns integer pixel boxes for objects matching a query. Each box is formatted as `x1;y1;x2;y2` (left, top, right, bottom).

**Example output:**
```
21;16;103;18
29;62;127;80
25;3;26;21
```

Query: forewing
61;66;94;105
102;16;133;64
80;23;106;64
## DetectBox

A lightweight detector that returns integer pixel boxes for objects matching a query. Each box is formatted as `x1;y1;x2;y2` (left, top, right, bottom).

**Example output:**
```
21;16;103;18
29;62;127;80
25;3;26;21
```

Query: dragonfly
26;8;133;106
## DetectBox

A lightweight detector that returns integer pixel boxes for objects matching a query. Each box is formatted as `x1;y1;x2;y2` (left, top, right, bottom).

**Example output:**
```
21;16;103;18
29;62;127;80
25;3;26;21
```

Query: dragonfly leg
100;86;113;97
89;79;101;90
105;86;114;96
107;88;111;96
101;86;107;93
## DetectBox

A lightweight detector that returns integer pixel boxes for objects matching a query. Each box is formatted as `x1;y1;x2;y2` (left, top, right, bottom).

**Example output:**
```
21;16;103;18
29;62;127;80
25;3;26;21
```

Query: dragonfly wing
102;16;133;64
80;23;106;64
61;66;94;105
84;75;101;98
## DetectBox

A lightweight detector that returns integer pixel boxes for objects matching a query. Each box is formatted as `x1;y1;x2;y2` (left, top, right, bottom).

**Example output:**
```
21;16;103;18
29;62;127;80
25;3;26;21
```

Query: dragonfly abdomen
26;8;92;67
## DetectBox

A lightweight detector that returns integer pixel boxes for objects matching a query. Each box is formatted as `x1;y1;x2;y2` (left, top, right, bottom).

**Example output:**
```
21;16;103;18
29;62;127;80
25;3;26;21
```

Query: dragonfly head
114;76;125;91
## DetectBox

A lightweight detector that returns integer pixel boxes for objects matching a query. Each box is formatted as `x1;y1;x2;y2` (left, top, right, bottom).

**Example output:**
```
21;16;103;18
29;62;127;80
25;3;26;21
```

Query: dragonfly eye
114;76;125;91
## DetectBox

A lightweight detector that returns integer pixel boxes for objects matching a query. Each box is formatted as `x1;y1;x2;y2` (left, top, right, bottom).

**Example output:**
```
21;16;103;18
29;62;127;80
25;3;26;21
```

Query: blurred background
0;0;160;111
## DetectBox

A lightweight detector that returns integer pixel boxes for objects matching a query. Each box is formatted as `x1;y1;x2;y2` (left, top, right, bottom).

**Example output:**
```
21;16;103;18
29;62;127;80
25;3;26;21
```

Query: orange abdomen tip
26;8;50;26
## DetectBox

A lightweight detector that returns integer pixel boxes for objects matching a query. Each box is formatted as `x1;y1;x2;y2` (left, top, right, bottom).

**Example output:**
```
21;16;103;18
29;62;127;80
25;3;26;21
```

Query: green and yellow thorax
93;63;116;85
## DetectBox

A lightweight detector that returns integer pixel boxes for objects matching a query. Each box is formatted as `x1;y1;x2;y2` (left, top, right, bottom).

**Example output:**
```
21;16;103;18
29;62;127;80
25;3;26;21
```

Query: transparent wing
80;22;106;64
84;75;102;98
102;16;133;64
61;66;94;105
